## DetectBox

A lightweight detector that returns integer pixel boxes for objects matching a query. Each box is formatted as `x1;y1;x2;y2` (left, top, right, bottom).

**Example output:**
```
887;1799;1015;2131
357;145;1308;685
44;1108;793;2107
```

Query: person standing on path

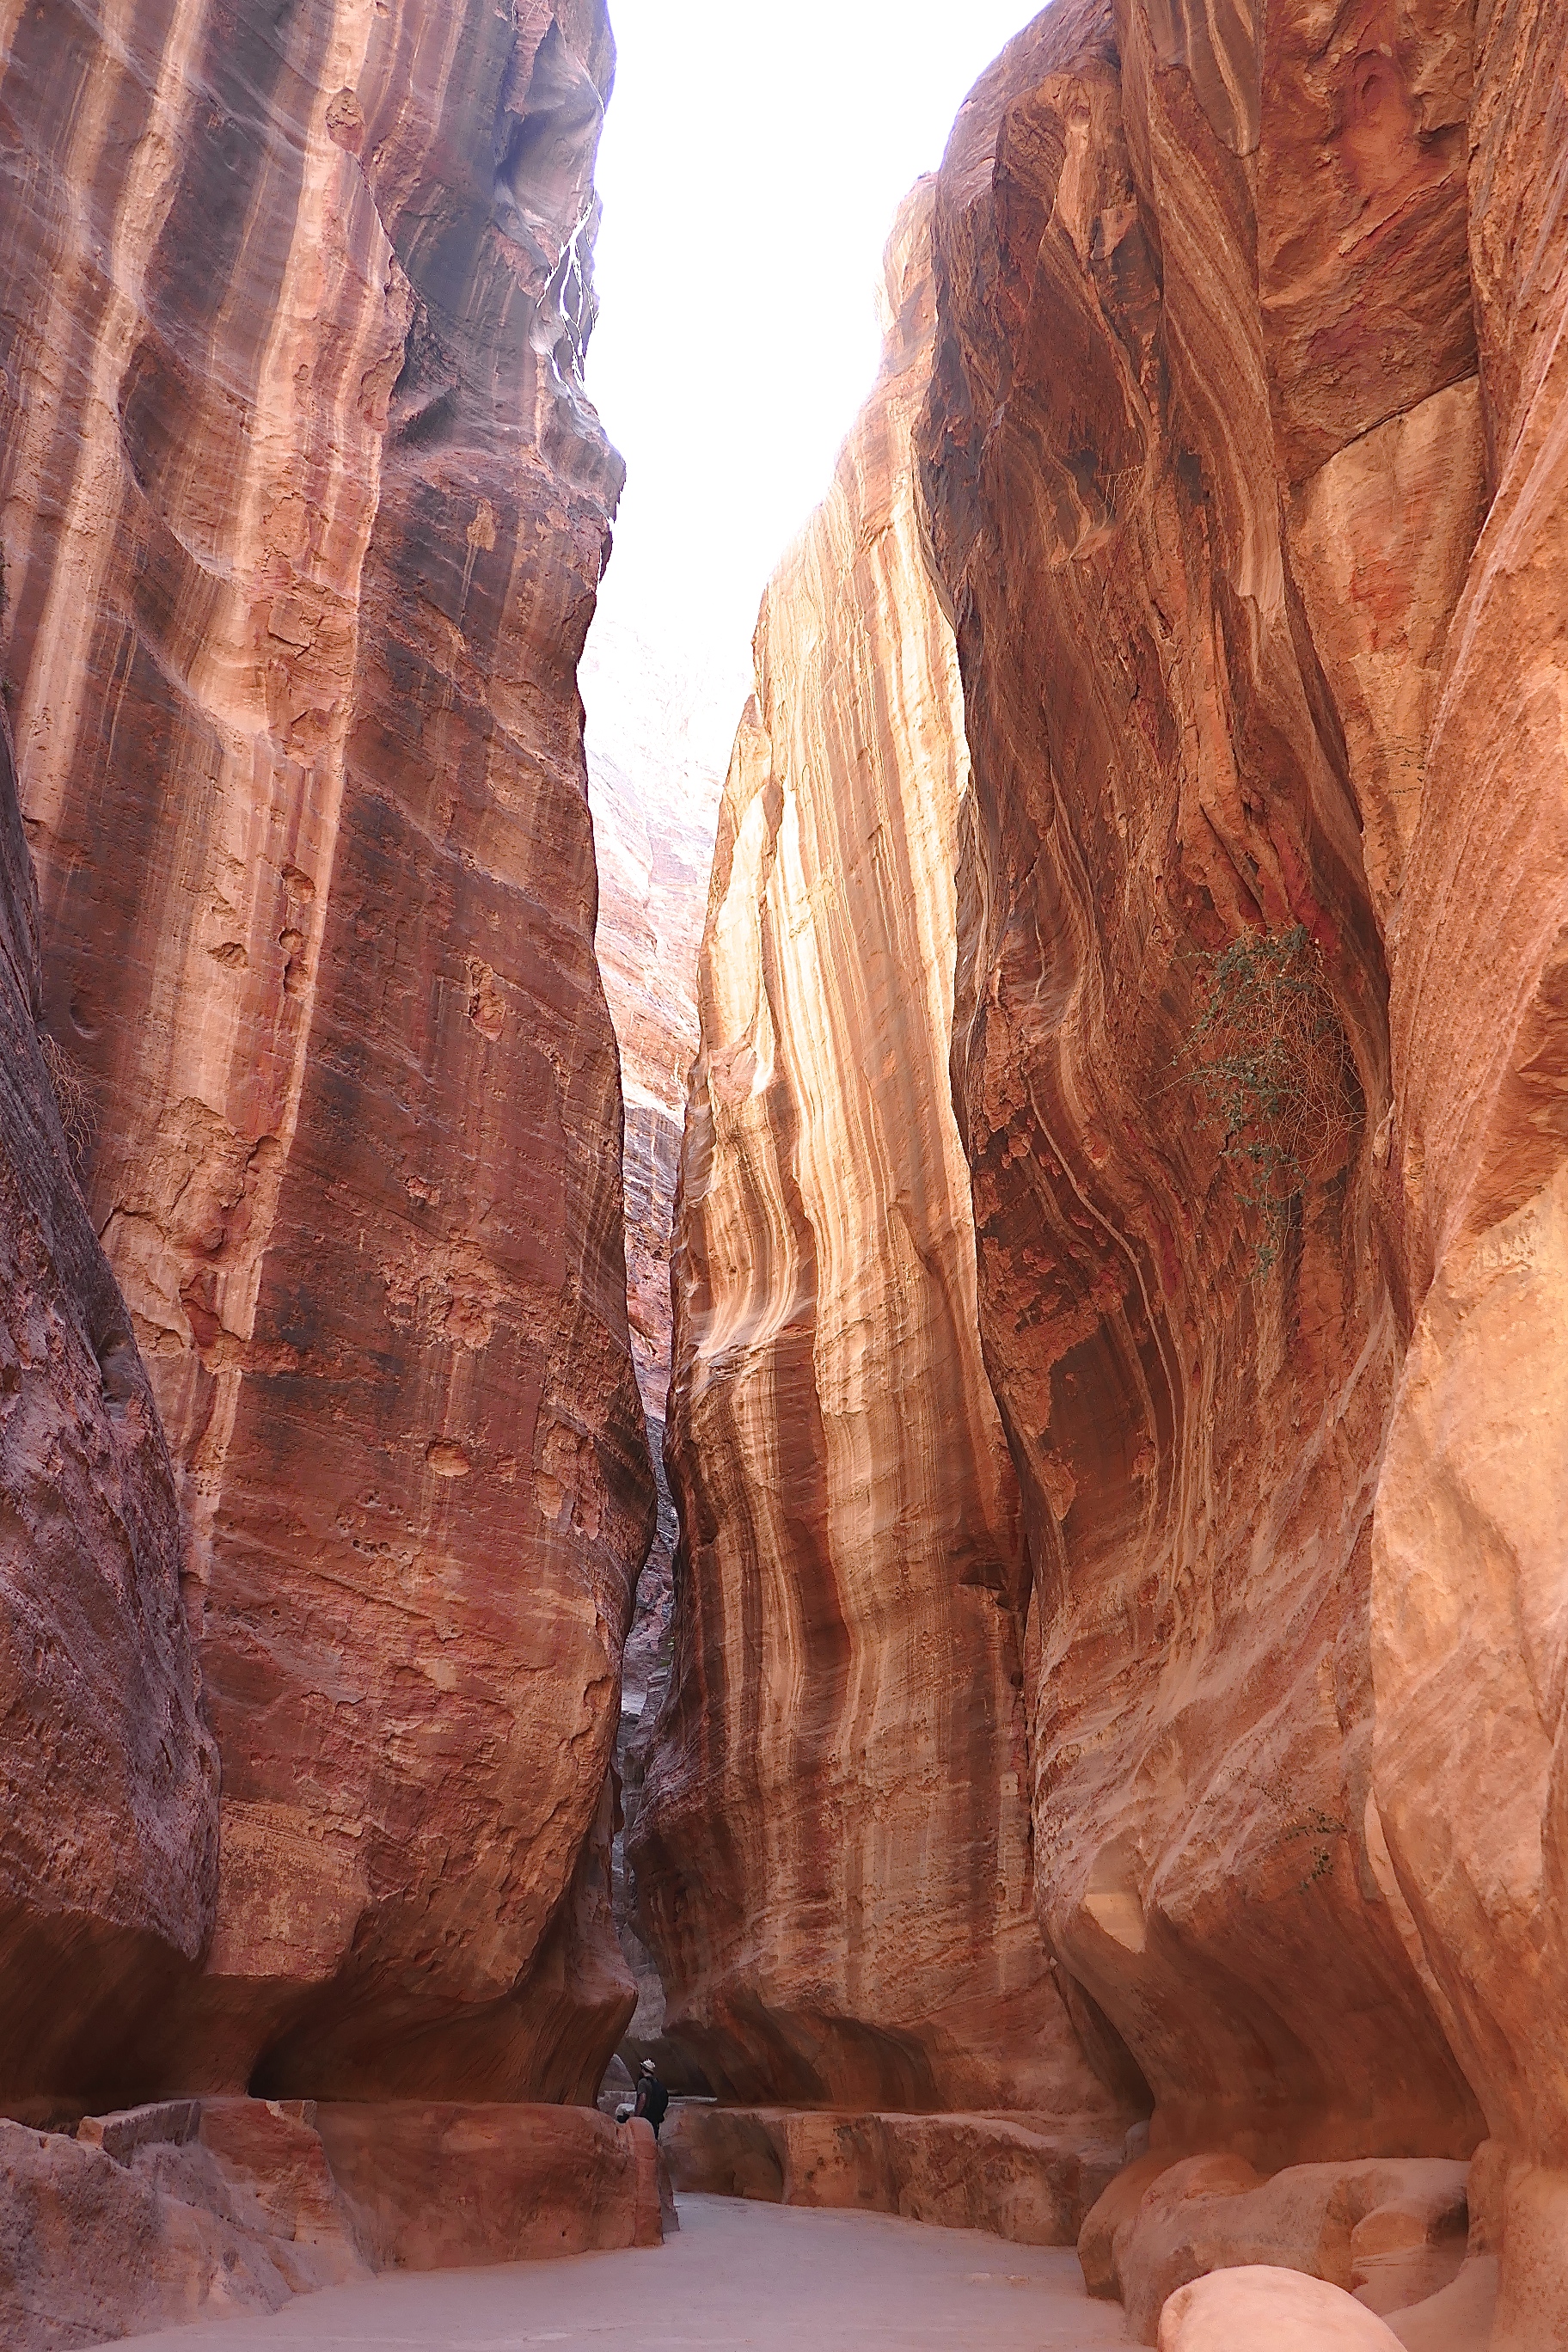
634;2059;669;2137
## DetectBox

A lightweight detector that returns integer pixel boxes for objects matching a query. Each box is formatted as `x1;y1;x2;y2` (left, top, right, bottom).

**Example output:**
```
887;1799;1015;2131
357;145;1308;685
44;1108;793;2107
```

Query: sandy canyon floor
119;2196;1130;2352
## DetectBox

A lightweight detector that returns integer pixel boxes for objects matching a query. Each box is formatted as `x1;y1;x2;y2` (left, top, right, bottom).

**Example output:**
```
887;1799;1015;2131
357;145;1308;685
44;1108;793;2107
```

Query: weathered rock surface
0;2099;368;2350
916;0;1566;2330
0;2096;663;2348
0;0;649;2105
313;2103;665;2266
633;181;1125;2122
664;2103;1124;2246
0;709;217;2116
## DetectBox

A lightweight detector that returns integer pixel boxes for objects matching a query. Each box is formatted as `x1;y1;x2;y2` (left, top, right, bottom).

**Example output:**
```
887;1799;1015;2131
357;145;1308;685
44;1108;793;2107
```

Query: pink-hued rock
0;707;217;2116
1158;2265;1406;2350
0;0;649;2107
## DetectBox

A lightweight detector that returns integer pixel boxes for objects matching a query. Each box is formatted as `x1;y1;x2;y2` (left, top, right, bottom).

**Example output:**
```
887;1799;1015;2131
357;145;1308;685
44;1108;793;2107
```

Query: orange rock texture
913;0;1566;2331
634;184;1128;2123
0;0;649;2109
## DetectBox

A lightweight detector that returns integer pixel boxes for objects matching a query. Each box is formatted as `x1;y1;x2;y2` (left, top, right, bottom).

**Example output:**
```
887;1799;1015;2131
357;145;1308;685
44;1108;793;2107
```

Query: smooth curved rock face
634;184;1117;2120
1157;2265;1406;2352
1364;0;1568;2275
917;0;1566;2309
0;0;648;2102
0;710;217;2114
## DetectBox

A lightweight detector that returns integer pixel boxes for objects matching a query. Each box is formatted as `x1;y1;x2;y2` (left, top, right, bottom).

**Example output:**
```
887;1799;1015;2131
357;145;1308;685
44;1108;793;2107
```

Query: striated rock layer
0;0;649;2109
916;0;1565;2331
635;184;1127;2123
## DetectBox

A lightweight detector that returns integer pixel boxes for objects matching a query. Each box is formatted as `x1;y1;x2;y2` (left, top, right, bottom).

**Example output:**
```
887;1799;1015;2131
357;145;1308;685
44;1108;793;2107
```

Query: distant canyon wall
915;0;1565;2319
634;185;1129;2123
0;0;649;2112
584;617;725;2071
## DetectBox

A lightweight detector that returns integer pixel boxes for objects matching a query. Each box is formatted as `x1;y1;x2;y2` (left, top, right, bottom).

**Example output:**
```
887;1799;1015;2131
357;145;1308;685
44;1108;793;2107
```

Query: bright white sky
582;0;1037;768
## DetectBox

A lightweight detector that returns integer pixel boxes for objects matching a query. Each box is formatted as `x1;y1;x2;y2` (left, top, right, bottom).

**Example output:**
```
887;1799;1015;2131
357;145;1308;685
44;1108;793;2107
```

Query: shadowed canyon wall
0;703;218;2112
913;0;1565;2326
634;185;1130;2126
0;0;650;2114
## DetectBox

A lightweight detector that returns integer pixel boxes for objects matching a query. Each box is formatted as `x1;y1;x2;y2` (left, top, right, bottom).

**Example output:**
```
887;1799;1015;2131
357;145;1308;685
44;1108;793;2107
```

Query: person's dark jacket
634;2074;669;2135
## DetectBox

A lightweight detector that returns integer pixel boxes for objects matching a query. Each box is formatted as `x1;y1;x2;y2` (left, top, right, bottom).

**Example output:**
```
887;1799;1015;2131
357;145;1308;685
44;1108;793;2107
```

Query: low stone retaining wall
663;2104;1124;2245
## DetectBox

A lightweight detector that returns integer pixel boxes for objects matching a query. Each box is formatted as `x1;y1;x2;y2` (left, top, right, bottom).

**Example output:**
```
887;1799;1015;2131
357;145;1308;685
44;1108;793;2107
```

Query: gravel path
124;2194;1131;2351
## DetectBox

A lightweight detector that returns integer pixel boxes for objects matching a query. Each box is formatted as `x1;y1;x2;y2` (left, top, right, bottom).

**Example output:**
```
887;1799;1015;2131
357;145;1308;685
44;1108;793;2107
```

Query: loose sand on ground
122;2193;1131;2351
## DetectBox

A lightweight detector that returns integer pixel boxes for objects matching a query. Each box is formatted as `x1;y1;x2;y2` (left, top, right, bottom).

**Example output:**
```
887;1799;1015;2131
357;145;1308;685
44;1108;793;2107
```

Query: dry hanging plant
38;1030;95;1174
1178;923;1353;1273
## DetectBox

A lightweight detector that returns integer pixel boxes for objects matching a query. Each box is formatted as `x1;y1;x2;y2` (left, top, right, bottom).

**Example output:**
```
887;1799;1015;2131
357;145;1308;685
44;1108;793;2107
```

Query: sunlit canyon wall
913;0;1566;2331
634;183;1128;2129
0;0;650;2116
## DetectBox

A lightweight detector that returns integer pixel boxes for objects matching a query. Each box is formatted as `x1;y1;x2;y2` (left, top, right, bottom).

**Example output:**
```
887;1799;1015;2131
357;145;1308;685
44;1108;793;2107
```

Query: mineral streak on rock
0;707;217;2115
0;0;650;2102
634;182;1125;2122
916;0;1565;2323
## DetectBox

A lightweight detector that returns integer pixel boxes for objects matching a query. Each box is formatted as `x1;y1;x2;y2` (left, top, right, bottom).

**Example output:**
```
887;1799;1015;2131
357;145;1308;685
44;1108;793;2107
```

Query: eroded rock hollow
0;0;650;2119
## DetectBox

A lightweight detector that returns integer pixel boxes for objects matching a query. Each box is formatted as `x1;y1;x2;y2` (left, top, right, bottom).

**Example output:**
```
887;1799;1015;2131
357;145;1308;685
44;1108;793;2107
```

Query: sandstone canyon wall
0;702;217;2112
0;0;650;2116
634;185;1128;2126
913;0;1565;2326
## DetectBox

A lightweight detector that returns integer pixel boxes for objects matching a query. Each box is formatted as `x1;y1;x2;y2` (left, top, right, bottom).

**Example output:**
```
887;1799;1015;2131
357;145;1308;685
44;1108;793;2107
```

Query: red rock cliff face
634;187;1127;2122
0;707;217;2116
0;0;650;2105
917;0;1565;2309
